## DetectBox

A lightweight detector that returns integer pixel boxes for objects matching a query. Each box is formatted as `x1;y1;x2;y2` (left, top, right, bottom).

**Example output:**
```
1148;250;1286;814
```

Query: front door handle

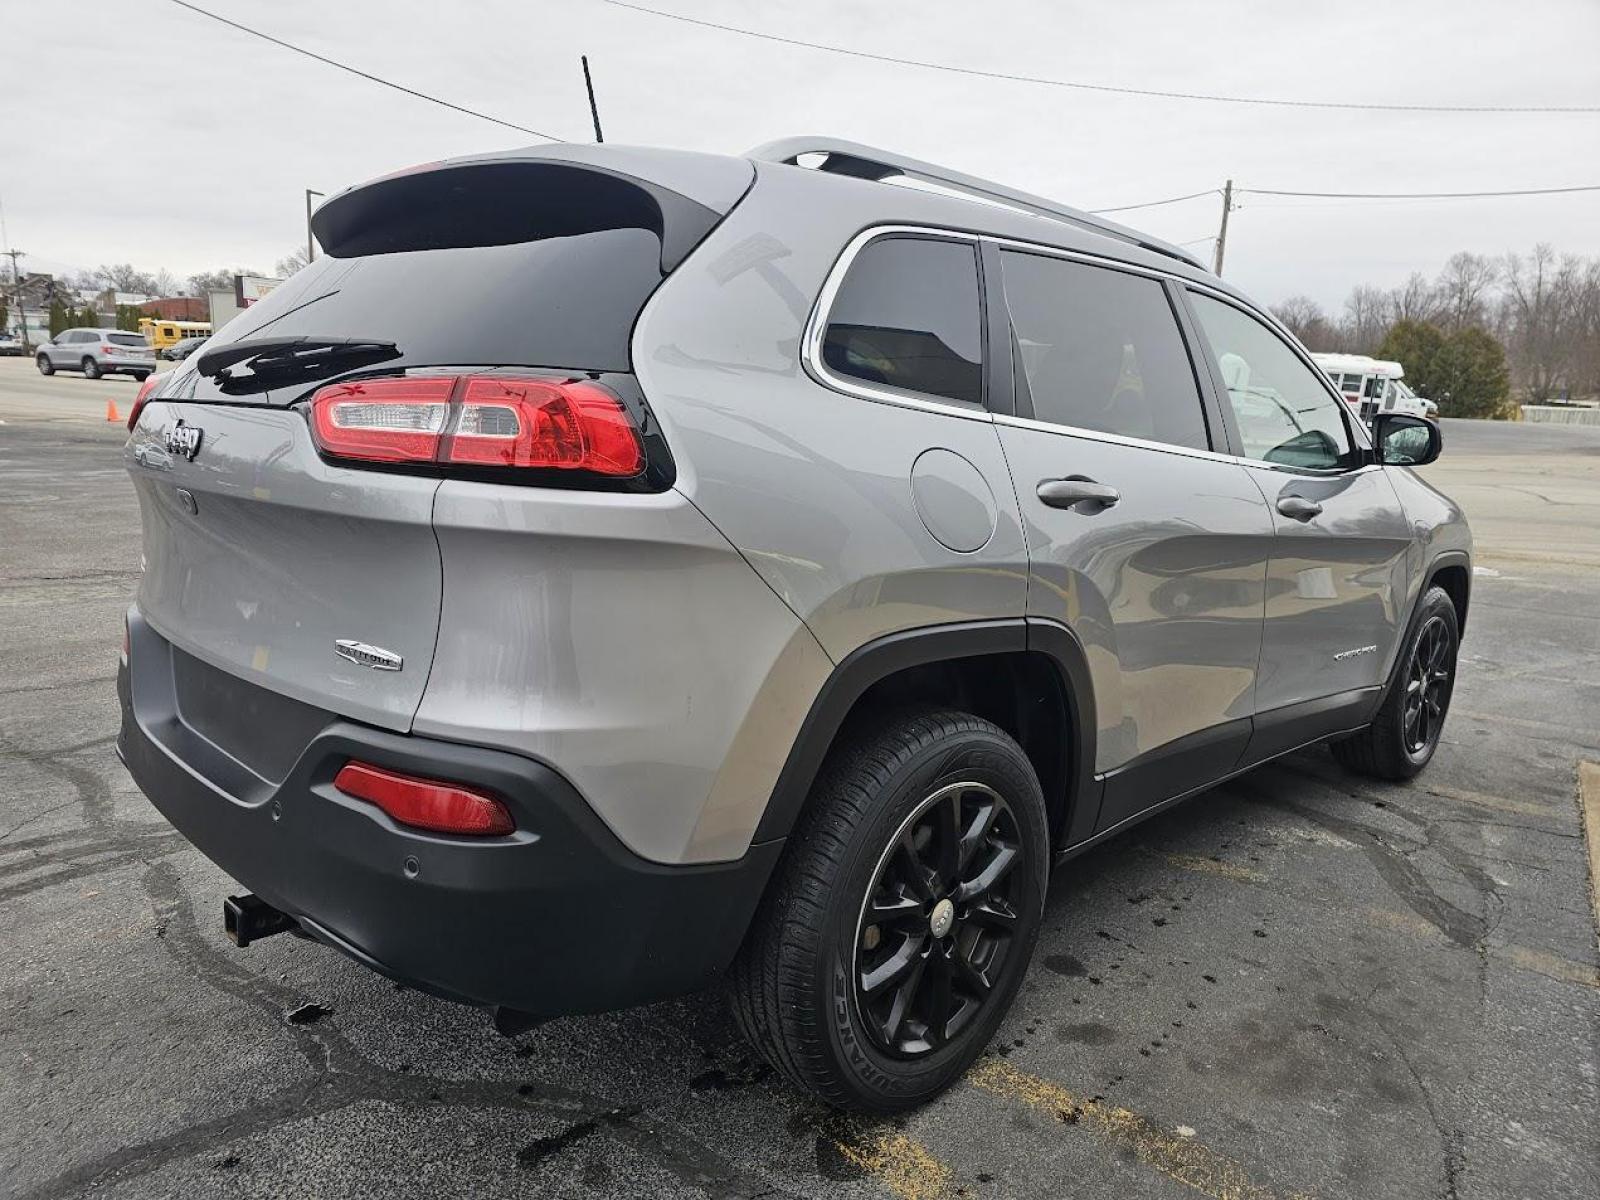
1277;496;1323;521
1038;477;1120;510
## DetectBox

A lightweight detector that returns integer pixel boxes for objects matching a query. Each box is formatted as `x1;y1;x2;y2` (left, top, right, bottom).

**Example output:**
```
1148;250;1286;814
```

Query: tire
132;371;150;382
36;354;53;376
730;707;1049;1112
1331;585;1459;781
82;357;101;380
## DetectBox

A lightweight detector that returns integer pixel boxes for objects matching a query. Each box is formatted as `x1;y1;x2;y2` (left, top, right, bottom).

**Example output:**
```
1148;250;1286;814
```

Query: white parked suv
36;327;156;380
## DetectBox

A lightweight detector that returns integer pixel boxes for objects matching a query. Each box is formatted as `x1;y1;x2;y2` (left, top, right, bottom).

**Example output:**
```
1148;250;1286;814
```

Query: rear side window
821;236;983;405
1187;292;1356;470
999;251;1210;451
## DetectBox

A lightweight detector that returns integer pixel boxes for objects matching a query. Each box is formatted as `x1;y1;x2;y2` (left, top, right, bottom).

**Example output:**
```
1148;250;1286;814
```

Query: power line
167;1;564;141
604;1;1600;115
1240;183;1600;199
1089;189;1219;215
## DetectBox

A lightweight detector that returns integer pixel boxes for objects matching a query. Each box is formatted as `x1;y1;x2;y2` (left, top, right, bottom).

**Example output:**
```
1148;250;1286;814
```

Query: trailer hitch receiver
224;893;298;948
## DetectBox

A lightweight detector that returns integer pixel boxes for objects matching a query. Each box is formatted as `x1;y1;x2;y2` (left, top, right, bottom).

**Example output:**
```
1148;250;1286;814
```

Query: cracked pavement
3;362;1598;1199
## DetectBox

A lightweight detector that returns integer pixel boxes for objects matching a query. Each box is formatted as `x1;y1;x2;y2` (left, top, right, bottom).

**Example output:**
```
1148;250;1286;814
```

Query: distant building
140;296;207;321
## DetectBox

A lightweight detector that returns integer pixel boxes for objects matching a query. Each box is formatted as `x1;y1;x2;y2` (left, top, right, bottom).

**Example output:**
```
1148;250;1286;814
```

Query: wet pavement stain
1044;954;1087;978
516;1119;601;1167
1057;1022;1118;1046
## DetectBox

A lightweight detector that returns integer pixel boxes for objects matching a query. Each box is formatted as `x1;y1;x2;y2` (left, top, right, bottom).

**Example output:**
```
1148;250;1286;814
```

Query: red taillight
307;376;643;477
444;378;643;474
310;377;455;462
128;372;162;431
333;761;515;836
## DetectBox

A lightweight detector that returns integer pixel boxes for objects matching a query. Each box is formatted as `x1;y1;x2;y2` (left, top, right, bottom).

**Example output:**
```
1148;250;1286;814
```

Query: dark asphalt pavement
2;404;1597;1200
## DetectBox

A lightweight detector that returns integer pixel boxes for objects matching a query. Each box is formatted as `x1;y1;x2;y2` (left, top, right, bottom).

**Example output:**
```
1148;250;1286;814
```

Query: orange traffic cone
106;400;120;423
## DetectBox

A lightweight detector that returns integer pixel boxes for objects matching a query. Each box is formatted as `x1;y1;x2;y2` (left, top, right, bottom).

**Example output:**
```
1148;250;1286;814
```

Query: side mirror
1374;413;1441;467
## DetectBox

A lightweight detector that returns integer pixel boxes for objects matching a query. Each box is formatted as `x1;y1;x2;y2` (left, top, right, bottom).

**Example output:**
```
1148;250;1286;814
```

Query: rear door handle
1037;477;1120;509
1277;496;1323;521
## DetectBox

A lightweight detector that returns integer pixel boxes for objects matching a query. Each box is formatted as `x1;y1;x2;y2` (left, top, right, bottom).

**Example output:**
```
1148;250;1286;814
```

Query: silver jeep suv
117;138;1470;1112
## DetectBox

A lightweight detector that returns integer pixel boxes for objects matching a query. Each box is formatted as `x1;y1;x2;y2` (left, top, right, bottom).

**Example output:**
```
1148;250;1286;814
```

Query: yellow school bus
139;318;212;350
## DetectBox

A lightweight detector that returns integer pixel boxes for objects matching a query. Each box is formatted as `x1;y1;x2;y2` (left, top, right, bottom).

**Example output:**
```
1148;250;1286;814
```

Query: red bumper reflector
333;761;515;836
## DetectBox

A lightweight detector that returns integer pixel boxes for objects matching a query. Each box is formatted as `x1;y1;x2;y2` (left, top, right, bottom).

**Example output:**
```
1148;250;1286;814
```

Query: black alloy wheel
853;780;1024;1057
1403;614;1454;757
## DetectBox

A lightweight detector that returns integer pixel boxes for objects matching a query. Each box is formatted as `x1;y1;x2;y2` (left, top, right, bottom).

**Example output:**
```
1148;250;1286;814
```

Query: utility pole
305;189;325;266
582;55;604;143
1212;179;1233;276
4;247;27;352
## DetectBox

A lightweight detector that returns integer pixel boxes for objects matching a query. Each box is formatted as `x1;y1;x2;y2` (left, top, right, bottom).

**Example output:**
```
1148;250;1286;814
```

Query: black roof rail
747;136;1206;272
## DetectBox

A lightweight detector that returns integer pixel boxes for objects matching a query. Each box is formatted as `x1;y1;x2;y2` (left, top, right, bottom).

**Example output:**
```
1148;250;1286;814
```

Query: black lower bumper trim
117;609;784;1018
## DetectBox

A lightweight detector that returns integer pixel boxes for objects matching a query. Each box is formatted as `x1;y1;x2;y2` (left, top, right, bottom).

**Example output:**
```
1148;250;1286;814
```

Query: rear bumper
116;610;783;1017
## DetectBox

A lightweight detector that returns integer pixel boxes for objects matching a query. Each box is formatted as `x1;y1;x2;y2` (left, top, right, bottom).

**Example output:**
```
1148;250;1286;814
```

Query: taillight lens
128;372;162;431
308;375;643;477
310;377;454;462
333;761;515;836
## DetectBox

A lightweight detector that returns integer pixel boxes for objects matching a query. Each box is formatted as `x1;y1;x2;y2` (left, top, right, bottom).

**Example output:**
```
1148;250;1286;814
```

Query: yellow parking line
824;1126;955;1200
1152;851;1267;883
969;1059;1304;1200
1581;761;1600;948
1503;944;1599;990
1420;781;1562;818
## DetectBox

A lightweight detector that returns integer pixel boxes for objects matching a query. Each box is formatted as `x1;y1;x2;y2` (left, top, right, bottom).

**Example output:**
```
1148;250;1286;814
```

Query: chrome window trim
800;224;995;425
803;222;1381;472
992;412;1241;466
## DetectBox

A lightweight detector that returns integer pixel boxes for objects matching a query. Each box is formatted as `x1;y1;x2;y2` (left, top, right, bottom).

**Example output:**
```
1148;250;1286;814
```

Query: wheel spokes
894;833;939;903
954;839;1019;903
853;781;1025;1059
957;794;999;873
934;791;962;888
922;951;953;1047
861;934;927;998
866;890;925;929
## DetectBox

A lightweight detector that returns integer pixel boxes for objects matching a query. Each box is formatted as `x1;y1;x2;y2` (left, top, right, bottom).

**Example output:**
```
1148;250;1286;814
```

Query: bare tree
1387;272;1442;326
149;268;179;298
1501;244;1577;402
1435;252;1498;332
1342;285;1391;354
274;248;309;278
1271;295;1339;350
97;263;157;294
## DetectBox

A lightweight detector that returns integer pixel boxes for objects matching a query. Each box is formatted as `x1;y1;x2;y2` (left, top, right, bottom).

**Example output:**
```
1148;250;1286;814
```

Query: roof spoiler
747;136;1206;272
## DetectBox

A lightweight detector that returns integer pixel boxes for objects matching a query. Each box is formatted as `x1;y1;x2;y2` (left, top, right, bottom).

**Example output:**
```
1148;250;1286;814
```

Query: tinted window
186;228;666;403
821;236;983;405
999;251;1209;450
1188;293;1356;470
108;333;145;347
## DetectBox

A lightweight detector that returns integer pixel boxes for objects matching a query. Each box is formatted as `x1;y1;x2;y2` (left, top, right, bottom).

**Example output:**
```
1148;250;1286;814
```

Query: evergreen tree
1432;328;1511;419
47;300;69;338
1378;320;1446;399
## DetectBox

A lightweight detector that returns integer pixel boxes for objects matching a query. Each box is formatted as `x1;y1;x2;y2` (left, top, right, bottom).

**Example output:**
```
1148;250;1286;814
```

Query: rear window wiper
197;335;399;380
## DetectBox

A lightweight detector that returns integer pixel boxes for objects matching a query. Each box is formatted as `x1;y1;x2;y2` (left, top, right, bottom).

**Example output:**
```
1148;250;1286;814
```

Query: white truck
1311;352;1437;421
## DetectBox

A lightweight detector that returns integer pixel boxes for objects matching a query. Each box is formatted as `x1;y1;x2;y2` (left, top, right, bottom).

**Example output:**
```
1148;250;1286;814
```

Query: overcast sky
3;0;1597;310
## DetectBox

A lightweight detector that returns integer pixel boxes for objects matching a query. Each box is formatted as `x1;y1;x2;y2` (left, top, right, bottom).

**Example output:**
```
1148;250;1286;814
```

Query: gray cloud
3;0;1595;308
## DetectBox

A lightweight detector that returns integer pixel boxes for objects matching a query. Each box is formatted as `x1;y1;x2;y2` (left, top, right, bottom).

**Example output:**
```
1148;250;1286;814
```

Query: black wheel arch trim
1424;549;1471;636
1373;550;1470;717
752;618;1099;851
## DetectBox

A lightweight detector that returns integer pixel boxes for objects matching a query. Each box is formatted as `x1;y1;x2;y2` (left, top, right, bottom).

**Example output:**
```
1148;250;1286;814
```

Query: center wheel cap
929;898;956;938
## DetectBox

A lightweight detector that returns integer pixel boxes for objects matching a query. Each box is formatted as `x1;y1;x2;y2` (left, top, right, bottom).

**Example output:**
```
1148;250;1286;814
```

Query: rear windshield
108;333;146;347
198;228;662;383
